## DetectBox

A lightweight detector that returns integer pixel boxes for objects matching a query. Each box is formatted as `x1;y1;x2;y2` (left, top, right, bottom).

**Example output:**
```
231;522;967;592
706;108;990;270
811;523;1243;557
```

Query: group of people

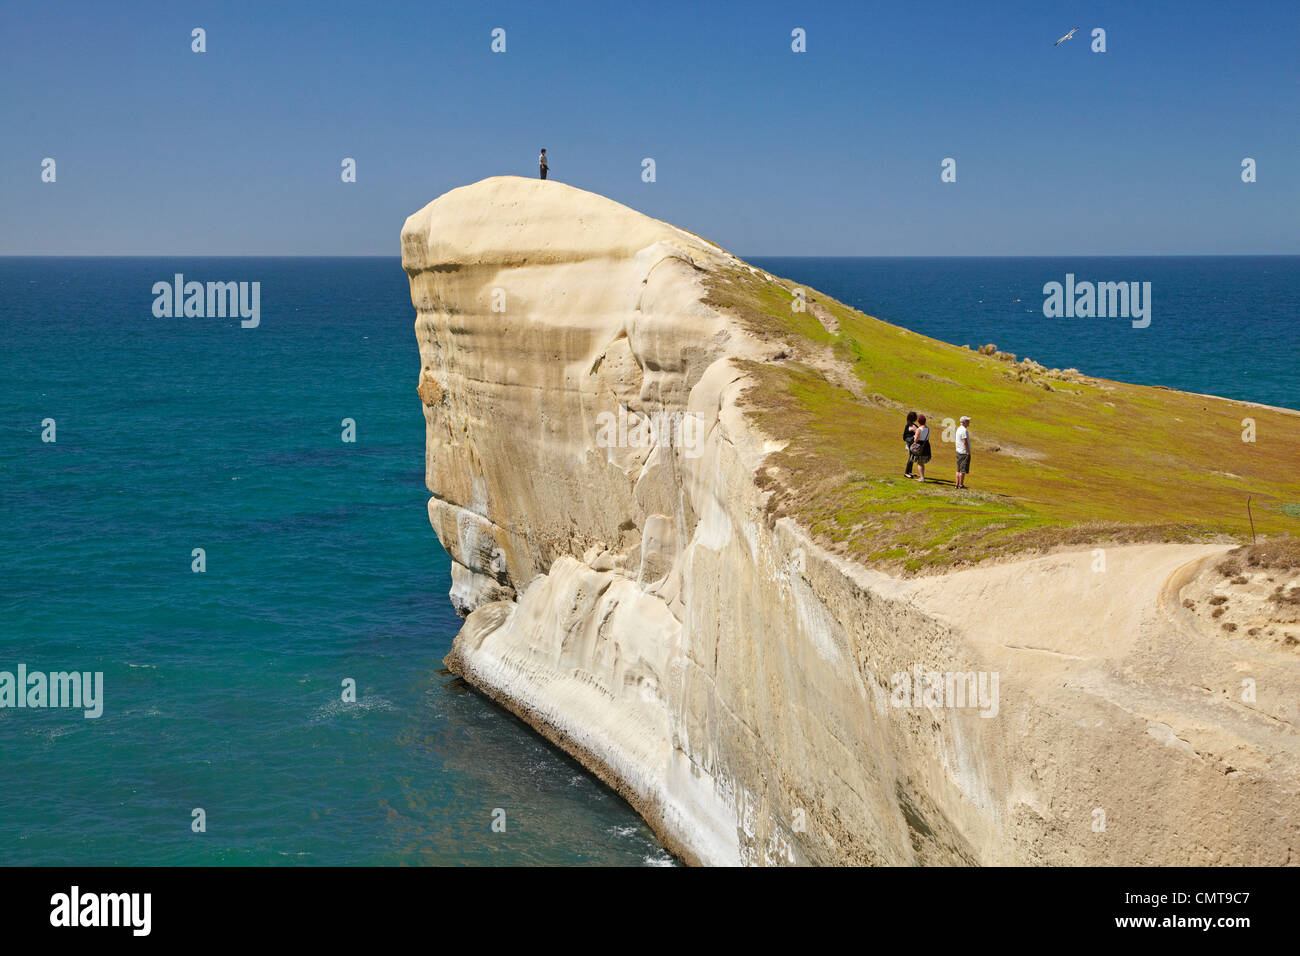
903;411;972;488
535;149;976;494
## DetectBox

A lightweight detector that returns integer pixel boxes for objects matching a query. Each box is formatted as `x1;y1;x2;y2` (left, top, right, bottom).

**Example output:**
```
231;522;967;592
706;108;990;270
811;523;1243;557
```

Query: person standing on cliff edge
539;149;548;180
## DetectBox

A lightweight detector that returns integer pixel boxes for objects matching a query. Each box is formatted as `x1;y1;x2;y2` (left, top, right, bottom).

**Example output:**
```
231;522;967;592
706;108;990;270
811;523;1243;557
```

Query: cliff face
402;177;1299;866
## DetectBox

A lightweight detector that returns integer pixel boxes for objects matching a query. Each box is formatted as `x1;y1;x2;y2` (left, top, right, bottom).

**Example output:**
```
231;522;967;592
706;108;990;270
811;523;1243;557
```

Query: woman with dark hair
911;413;933;482
903;411;918;478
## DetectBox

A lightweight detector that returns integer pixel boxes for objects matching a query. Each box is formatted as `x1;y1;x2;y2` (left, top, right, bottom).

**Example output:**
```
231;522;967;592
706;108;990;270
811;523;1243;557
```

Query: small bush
1225;538;1300;572
1269;586;1300;606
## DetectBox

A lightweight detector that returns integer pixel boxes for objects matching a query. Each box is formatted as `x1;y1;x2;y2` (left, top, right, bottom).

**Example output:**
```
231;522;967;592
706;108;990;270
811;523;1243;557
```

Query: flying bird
1054;27;1079;46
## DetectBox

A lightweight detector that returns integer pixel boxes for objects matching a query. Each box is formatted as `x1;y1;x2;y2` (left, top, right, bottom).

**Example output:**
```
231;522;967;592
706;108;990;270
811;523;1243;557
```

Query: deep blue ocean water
1;255;1294;866
751;256;1298;410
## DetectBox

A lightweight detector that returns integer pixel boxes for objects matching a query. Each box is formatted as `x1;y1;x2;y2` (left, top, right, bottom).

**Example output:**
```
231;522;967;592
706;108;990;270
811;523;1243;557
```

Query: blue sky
2;0;1296;255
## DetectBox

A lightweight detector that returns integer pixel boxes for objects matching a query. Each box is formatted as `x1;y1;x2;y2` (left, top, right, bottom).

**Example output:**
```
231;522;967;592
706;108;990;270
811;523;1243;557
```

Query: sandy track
907;542;1299;789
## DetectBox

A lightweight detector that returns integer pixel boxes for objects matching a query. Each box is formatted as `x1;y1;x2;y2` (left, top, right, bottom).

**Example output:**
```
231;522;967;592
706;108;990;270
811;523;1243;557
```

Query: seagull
1054;27;1079;46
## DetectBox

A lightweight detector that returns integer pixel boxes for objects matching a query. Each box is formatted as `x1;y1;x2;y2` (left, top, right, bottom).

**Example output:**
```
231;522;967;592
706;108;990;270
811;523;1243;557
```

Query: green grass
703;264;1300;573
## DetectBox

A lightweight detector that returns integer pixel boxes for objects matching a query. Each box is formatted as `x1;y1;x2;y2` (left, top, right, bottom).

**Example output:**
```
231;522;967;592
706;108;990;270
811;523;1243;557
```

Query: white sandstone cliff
402;176;1299;866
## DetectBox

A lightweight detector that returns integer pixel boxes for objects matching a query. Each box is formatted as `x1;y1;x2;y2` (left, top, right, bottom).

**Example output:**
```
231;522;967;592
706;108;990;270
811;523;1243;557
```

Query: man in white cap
955;415;971;489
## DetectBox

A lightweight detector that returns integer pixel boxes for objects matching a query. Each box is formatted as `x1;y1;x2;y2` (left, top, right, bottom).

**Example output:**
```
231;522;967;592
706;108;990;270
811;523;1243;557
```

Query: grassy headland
704;263;1300;573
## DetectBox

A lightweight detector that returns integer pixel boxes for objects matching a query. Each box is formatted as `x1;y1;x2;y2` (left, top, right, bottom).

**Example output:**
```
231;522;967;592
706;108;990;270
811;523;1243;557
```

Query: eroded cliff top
402;175;724;272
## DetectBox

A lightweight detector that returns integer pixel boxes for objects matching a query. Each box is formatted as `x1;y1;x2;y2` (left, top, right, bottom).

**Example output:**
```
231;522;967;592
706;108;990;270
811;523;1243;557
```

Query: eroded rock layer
402;176;1298;866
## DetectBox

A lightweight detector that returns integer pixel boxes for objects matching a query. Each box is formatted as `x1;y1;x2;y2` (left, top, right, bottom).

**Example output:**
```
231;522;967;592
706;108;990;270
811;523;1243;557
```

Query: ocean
751;256;1298;410
1;255;1295;866
0;257;670;866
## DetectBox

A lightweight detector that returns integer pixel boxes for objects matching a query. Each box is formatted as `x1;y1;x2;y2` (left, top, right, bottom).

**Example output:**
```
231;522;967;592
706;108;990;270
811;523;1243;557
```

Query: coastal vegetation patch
704;264;1300;572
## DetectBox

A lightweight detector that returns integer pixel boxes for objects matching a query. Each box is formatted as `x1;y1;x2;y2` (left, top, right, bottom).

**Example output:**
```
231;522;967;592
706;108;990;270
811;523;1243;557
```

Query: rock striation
402;176;1299;866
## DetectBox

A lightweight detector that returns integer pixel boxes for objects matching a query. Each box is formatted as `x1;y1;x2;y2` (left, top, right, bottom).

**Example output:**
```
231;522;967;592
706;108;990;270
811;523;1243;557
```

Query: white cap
960;415;970;423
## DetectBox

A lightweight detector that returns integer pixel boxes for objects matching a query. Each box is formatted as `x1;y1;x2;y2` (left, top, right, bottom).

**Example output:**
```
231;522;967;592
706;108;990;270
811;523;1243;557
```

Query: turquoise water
0;257;671;865
2;255;1294;866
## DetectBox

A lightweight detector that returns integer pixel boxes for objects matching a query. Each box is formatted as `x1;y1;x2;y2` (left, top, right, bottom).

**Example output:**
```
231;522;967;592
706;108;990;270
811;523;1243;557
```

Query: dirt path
906;542;1300;805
